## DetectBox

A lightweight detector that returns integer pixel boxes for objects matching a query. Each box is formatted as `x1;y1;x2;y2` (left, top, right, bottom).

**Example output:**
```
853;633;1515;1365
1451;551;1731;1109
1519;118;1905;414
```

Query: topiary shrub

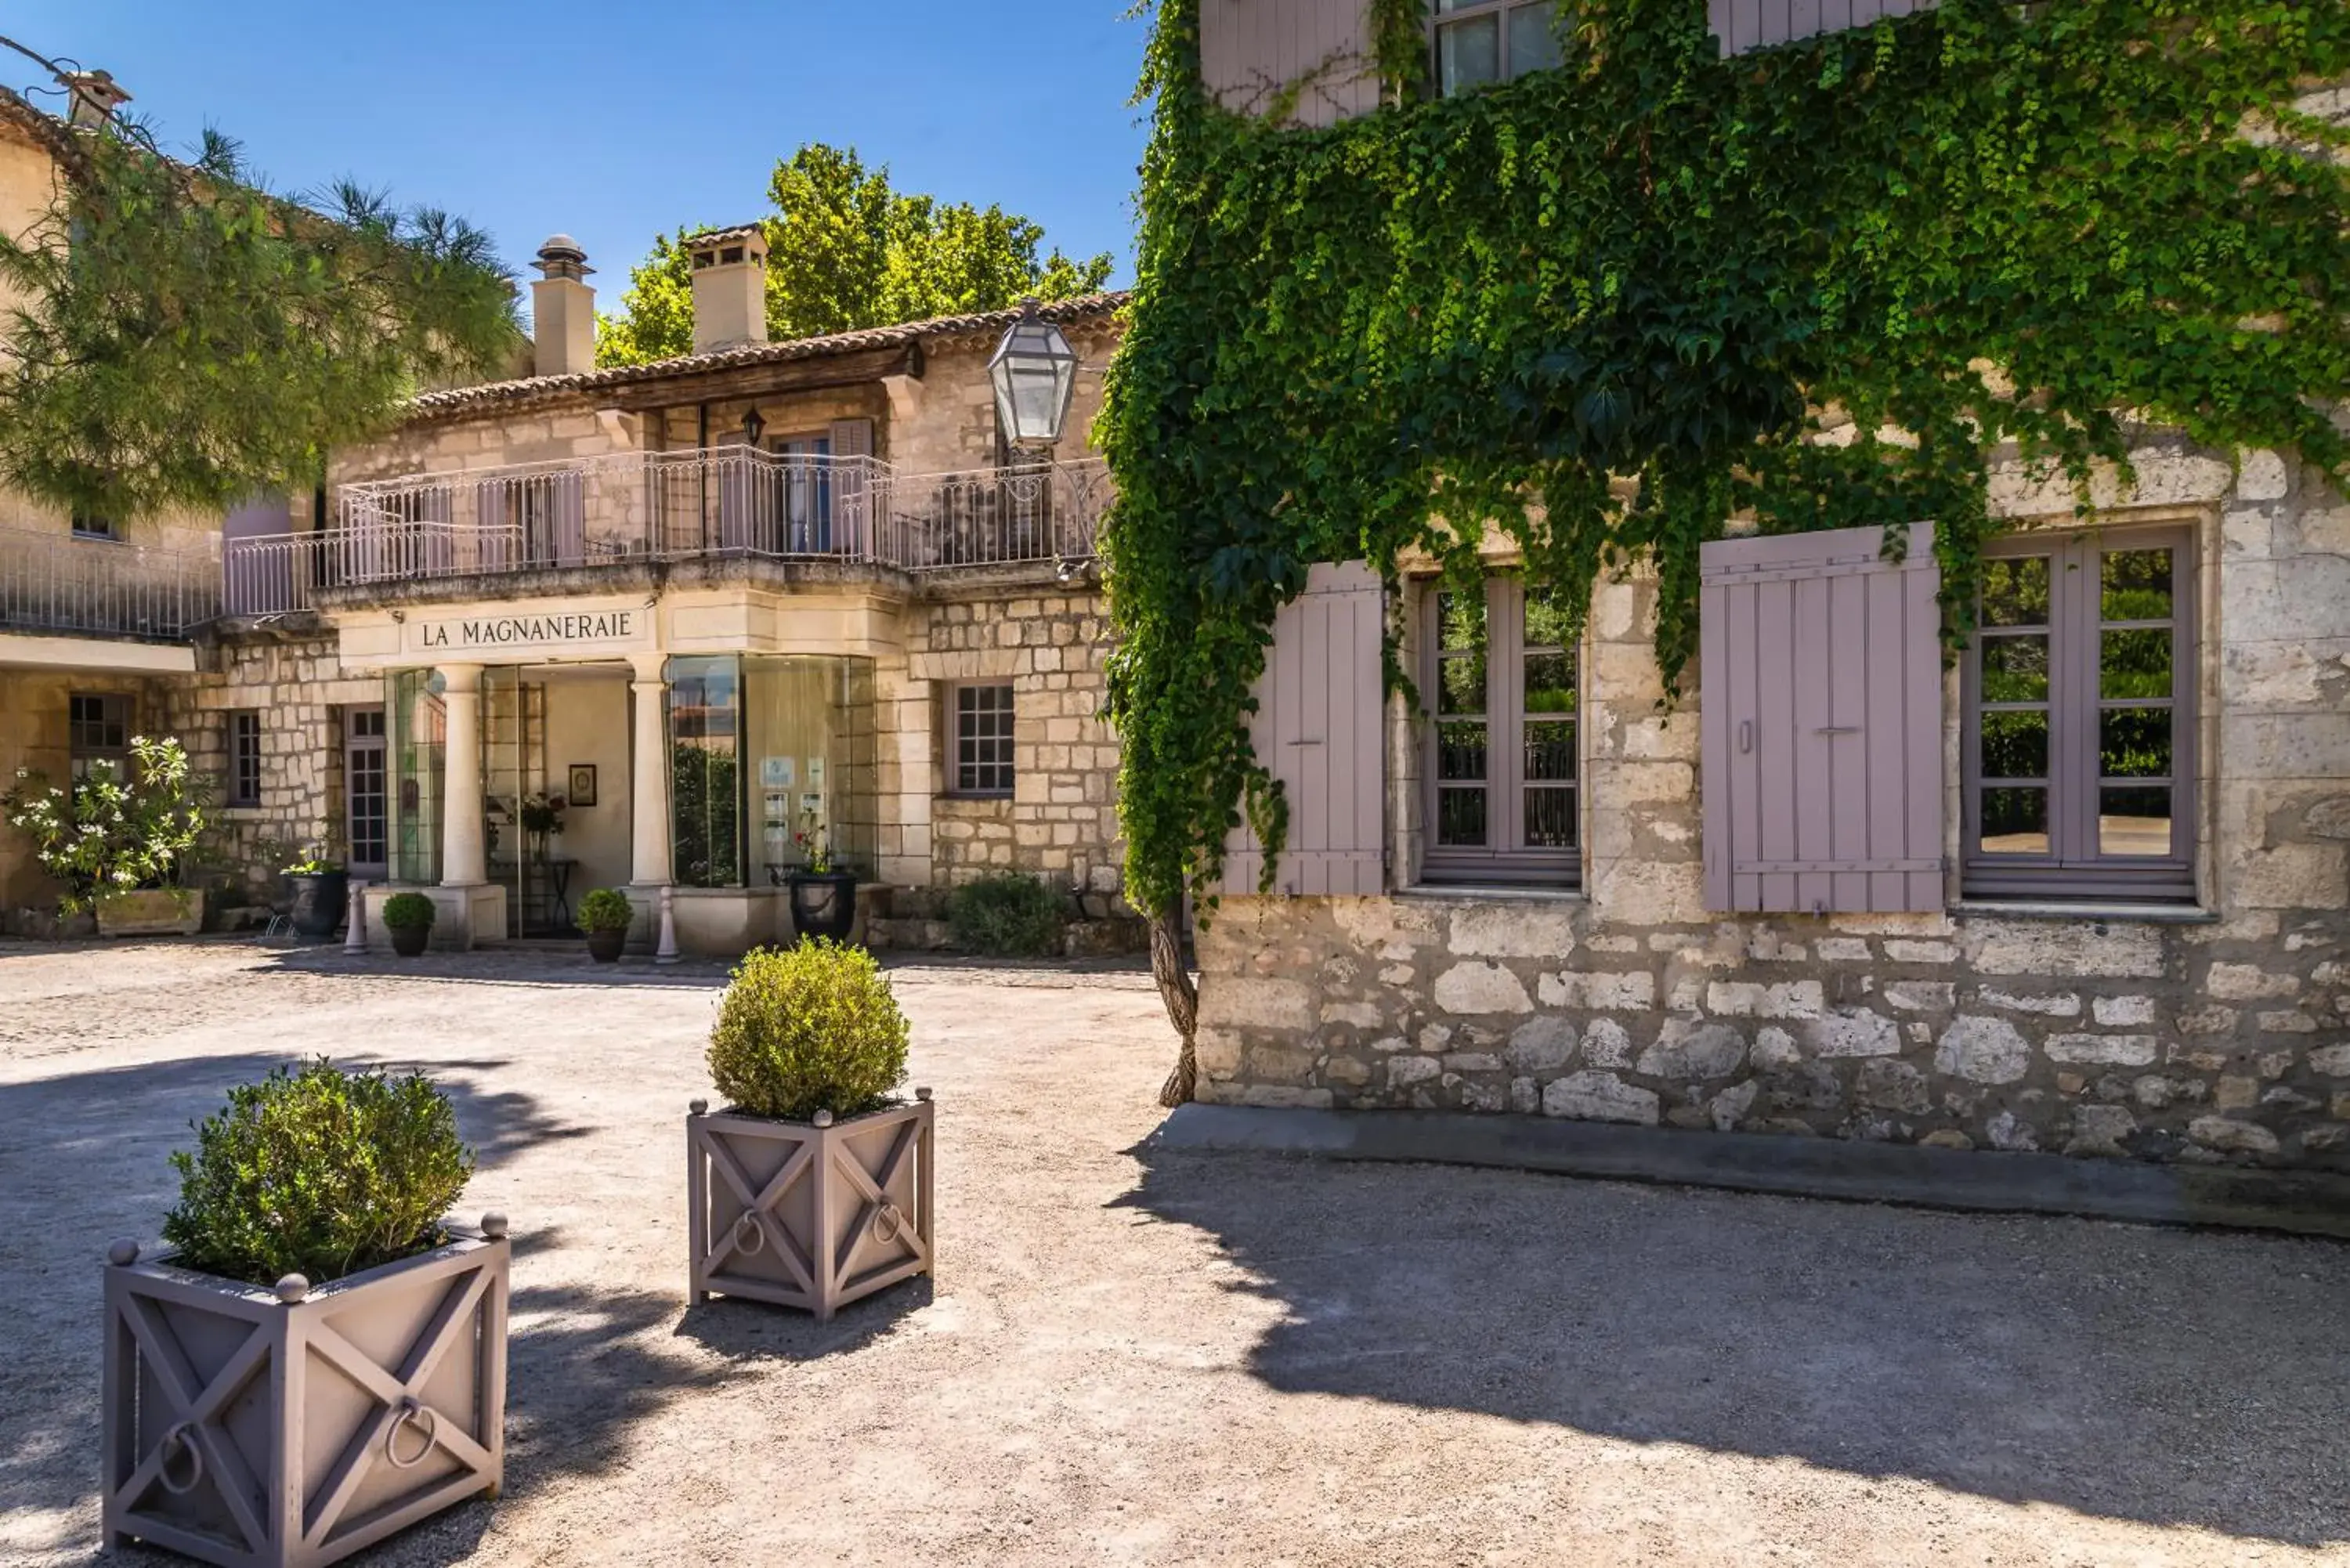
380;891;436;930
577;887;633;932
707;939;909;1122
162;1058;476;1286
945;871;1066;958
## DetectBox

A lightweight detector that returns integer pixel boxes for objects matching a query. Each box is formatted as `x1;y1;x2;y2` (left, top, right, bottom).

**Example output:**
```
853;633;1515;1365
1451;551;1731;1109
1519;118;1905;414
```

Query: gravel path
3;939;2346;1566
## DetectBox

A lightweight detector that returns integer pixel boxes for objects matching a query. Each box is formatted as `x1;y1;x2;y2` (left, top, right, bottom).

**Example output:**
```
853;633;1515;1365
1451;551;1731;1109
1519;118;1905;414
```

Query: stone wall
1193;439;2350;1168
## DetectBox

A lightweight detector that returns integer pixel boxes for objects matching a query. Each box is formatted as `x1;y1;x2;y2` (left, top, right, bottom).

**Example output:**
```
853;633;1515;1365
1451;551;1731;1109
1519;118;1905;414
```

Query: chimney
686;226;768;353
63;70;132;128
530;235;596;378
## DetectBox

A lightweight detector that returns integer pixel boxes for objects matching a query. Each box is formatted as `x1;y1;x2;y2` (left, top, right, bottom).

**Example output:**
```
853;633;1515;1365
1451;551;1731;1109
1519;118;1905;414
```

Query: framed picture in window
568;764;598;807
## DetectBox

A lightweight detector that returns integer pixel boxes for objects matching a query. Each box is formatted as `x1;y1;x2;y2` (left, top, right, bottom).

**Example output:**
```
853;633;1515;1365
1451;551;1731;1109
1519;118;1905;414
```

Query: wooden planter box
96;888;205;938
688;1097;934;1321
102;1220;509;1568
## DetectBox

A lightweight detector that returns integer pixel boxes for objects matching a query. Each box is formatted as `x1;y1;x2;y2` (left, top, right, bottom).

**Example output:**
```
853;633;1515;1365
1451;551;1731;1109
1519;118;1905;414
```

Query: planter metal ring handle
157;1422;205;1495
385;1396;438;1470
871;1201;906;1246
732;1212;766;1256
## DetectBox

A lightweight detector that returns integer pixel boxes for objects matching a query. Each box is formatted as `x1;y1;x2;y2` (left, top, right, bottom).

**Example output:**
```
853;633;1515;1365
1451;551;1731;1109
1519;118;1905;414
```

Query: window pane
1524;788;1575;848
1524;719;1575;782
2100;628;2172;699
1437;787;1488;847
1521;585;1571;649
1981;556;2051;627
2099;706;2172;779
1522;652;1575;714
1437;653;1486;715
1979;788;2050;854
1437;589;1485;652
1437;721;1487;782
2101;548;2174;622
1438;15;1501;93
1979;634;2048;703
1979;710;2047;780
2099;786;2173;858
1507;3;1564;76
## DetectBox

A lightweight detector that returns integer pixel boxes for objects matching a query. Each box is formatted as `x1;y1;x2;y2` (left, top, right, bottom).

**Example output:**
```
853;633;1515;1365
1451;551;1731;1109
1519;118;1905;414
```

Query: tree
596;143;1115;366
0;41;520;522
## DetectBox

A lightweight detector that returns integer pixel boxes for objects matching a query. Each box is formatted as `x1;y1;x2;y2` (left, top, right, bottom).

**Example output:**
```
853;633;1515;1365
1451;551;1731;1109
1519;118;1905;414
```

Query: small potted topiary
380;891;436;957
688;939;932;1321
101;1059;510;1566
577;887;632;963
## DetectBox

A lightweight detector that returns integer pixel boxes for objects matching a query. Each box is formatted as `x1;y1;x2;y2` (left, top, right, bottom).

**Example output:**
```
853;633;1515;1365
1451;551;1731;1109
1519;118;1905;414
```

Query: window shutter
550;469;588;566
1224;561;1386;896
1709;0;1937;56
221;493;289;616
830;418;874;558
1700;523;1943;914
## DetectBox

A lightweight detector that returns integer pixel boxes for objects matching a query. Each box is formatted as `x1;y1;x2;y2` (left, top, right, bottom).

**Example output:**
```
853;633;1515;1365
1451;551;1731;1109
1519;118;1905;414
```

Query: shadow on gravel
674;1276;935;1363
258;946;736;991
1115;1141;2350;1549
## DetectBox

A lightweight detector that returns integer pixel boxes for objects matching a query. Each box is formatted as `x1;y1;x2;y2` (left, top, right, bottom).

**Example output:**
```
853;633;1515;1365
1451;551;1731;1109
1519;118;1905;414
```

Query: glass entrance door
346;706;389;881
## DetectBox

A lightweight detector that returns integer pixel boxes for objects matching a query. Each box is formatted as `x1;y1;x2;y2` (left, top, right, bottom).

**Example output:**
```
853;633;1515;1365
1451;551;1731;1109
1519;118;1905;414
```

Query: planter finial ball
274;1274;310;1304
812;1109;834;1128
915;1086;934;1103
480;1212;509;1239
107;1237;139;1266
689;1097;709;1116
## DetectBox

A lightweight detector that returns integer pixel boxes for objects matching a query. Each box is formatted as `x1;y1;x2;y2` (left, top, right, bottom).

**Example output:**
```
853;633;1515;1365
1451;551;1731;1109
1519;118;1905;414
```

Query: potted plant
784;813;858;944
577;887;632;963
688;940;933;1320
380;892;436;957
278;840;348;941
4;735;209;936
101;1060;509;1567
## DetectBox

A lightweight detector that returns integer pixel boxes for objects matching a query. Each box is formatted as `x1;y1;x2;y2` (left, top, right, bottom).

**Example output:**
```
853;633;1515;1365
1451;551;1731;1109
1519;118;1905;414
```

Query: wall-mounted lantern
987;298;1079;448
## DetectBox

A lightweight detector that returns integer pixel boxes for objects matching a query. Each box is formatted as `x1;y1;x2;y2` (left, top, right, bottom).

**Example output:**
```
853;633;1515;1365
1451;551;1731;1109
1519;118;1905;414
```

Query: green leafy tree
597;143;1115;365
0;45;520;522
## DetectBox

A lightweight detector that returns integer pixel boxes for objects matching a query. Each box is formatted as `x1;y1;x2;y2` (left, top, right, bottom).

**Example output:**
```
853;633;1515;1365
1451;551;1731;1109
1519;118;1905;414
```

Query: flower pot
283;873;348;941
687;1097;934;1321
388;923;431;958
584;927;627;964
96;888;204;938
102;1219;509;1568
785;871;859;945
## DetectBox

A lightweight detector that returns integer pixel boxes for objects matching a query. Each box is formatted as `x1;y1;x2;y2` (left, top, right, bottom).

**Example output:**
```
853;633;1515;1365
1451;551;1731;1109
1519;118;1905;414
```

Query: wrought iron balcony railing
0;527;222;641
219;449;1113;616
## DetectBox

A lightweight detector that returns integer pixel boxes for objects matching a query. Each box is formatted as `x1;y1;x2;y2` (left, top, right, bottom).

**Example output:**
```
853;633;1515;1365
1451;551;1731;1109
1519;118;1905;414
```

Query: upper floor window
1432;0;1565;96
1963;527;2196;902
1422;575;1580;886
71;512;117;540
70;692;130;781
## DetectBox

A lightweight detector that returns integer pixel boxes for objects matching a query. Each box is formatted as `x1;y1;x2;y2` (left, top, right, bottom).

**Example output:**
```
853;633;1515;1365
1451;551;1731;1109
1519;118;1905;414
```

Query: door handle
1738;720;1753;754
1817;725;1860;735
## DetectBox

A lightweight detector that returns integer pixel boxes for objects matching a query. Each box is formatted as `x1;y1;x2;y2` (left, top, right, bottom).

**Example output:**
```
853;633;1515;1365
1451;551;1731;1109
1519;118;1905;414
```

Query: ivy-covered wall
1101;0;2350;923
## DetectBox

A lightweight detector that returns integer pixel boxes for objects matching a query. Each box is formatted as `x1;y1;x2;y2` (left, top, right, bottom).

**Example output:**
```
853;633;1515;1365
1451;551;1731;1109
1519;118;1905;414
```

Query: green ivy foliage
1100;0;2350;920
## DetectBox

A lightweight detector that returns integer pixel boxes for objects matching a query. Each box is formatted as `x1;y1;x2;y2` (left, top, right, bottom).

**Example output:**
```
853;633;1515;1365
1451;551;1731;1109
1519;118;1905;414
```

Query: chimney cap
685;225;768;267
533;234;592;281
63;70;132;129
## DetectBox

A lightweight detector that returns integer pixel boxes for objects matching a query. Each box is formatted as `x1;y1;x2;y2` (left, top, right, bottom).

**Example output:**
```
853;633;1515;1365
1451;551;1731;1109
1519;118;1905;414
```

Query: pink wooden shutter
1700;523;1943;913
550;470;587;566
830;417;874;558
1709;0;1936;56
1224;561;1386;896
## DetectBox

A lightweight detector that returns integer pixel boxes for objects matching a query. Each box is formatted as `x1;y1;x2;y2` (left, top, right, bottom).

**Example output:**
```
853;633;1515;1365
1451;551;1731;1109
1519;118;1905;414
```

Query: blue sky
6;2;1152;314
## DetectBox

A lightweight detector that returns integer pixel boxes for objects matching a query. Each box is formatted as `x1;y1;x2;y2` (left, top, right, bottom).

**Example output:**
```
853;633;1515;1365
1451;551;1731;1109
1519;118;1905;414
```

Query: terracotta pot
584;927;627;963
687;1097;934;1321
95;888;204;938
102;1219;510;1567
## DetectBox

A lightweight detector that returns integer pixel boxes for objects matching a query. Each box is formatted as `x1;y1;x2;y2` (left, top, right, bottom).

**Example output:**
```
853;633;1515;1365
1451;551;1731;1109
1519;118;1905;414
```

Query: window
667;656;743;888
776;435;833;552
1964;526;2196;901
951;684;1015;797
69;692;129;781
227;710;262;807
70;511;117;540
1430;0;1565;95
346;706;389;876
1422;576;1579;885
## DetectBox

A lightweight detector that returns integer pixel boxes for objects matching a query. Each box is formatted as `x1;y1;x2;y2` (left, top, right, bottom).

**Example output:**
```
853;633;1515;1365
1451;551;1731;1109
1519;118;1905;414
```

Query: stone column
438;663;488;887
629;652;671;886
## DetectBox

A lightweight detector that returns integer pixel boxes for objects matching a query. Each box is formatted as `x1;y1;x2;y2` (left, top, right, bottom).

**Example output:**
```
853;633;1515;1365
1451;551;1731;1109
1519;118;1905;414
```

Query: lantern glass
988;309;1079;446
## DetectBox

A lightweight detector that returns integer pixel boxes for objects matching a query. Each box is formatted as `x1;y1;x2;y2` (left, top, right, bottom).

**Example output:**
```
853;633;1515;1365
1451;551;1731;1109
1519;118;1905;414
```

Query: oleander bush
945;871;1067;958
707;940;909;1121
162;1059;475;1285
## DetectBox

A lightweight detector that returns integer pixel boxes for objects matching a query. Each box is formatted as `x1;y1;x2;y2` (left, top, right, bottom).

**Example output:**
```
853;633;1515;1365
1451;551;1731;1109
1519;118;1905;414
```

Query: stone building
1183;2;2350;1170
0;82;1131;950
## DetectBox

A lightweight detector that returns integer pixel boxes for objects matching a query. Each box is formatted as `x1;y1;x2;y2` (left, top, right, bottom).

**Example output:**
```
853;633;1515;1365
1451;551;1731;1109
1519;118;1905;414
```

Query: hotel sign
416;609;641;652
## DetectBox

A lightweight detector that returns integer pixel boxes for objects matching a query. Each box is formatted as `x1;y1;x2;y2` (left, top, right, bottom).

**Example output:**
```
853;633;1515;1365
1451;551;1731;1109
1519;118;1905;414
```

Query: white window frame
1429;0;1567;96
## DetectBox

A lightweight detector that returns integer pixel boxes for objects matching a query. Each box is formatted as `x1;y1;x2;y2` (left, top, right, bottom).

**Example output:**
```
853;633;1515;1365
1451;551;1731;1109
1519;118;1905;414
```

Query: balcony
0;527;222;641
220;448;1114;616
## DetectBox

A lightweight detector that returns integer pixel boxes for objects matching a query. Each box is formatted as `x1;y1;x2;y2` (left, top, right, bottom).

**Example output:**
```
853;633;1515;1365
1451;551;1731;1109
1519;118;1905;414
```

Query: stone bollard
343;880;367;956
655;884;680;965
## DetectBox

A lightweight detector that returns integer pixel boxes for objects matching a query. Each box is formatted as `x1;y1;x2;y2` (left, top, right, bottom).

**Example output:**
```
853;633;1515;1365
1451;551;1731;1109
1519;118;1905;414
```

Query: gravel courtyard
2;940;2346;1567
